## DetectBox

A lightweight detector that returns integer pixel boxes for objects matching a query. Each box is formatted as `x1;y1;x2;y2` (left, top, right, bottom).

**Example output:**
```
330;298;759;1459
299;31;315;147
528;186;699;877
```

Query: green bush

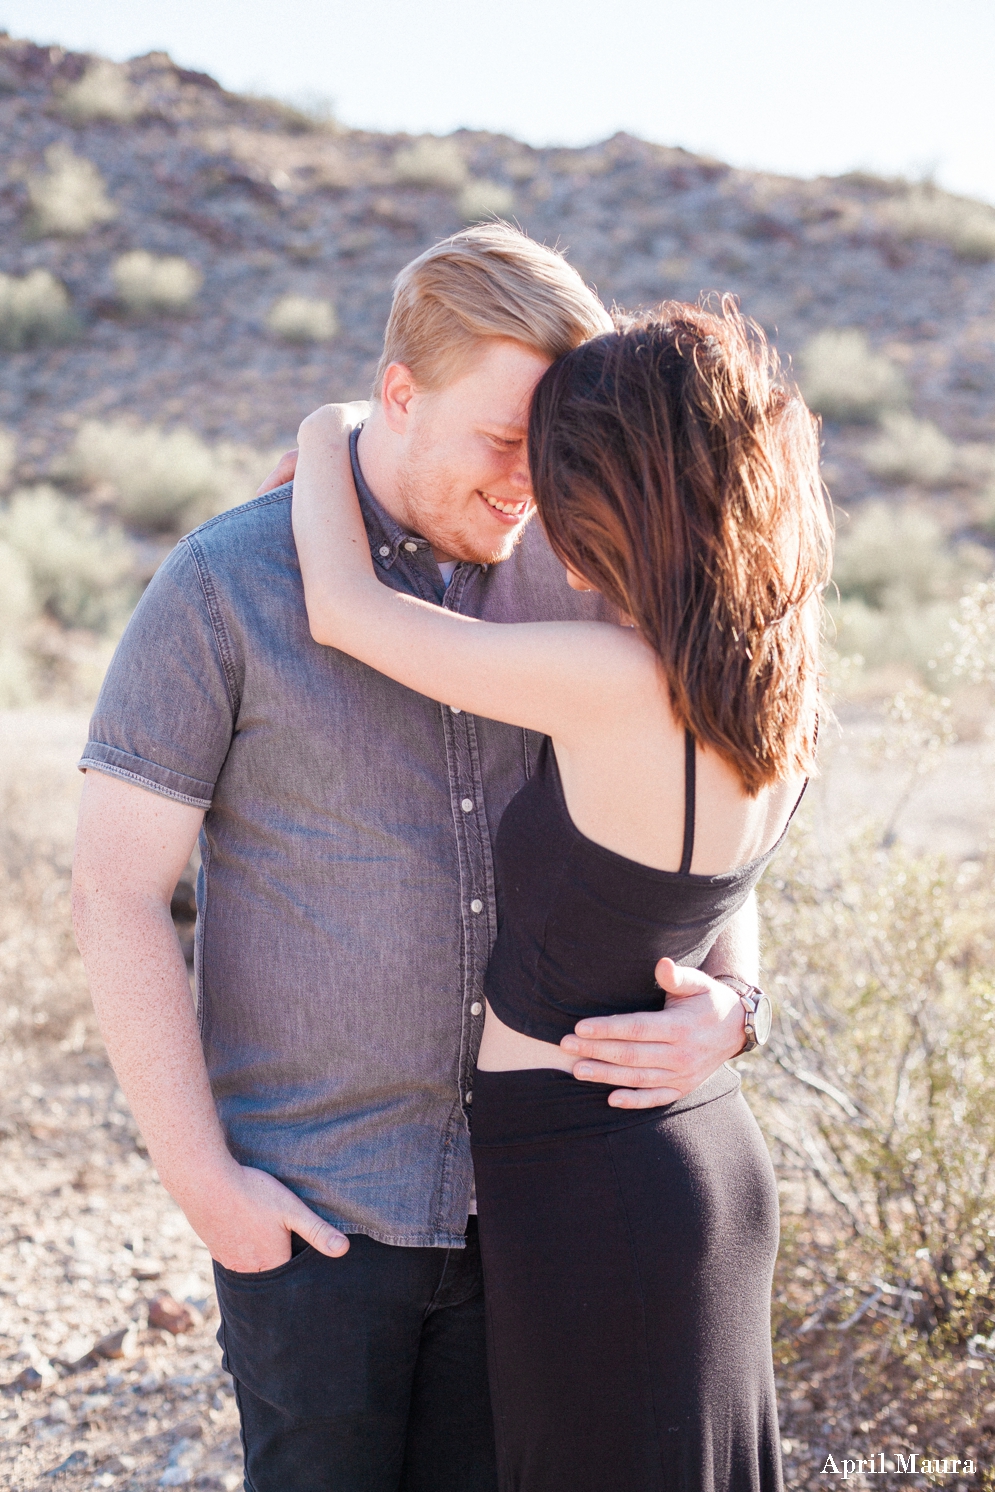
56;60;141;126
59;420;282;534
0;269;79;350
862;412;957;487
798;329;908;424
0;486;136;631
458;179;515;223
392;136;468;191
26;143;117;237
112;250;203;316
266;294;337;344
878;184;995;264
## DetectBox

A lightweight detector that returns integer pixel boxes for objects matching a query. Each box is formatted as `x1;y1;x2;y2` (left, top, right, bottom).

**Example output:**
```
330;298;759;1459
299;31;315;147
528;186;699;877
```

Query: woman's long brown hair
529;299;831;794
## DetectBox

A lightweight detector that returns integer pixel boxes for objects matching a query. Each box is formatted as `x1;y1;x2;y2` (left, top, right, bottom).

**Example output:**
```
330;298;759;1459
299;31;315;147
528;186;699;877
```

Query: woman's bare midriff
476;1001;576;1073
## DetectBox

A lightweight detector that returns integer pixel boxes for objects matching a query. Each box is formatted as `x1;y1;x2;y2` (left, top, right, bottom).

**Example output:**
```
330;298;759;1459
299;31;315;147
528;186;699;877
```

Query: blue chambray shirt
80;435;613;1247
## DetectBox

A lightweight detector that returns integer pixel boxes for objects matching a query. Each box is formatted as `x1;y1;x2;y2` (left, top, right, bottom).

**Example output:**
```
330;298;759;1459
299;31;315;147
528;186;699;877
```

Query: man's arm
72;770;348;1270
561;892;760;1108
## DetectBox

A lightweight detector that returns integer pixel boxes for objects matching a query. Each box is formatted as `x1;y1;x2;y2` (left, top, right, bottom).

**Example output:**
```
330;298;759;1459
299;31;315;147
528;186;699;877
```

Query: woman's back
482;715;805;1052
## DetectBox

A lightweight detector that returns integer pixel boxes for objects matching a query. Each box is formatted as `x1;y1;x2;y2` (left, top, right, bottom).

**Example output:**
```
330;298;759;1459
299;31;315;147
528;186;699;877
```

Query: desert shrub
60;420;281;533
0;269;79;350
56;59;140;126
951;578;995;688
0;717;91;1040
829;501;986;673
0;486;136;631
266;293;337;343
753;798;995;1349
862;412;957;487
798;329;908;423
0;427;15;490
392;136;468;191
0;539;37;706
458;179;515;223
878;184;995;264
26;143;117;237
112;250;203;315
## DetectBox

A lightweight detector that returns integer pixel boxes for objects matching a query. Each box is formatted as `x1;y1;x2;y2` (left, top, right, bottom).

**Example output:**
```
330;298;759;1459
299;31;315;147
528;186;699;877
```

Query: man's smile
478;490;533;523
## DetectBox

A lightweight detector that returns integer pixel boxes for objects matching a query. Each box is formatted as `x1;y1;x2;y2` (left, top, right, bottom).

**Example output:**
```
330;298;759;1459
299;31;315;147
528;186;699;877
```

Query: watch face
754;993;773;1045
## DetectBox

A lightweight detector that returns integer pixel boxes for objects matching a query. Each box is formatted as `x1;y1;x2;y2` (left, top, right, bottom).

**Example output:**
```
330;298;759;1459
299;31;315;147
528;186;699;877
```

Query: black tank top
484;733;803;1046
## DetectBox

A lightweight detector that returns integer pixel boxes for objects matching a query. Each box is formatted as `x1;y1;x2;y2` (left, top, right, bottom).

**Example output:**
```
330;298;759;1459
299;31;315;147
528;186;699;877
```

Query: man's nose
508;455;532;495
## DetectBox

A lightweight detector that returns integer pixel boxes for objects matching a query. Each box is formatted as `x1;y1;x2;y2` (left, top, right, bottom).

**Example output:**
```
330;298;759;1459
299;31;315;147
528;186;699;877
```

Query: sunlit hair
529;299;831;794
374;223;613;395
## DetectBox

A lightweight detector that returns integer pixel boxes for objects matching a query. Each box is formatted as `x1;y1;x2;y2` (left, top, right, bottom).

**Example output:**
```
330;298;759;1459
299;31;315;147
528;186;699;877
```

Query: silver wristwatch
716;975;773;1054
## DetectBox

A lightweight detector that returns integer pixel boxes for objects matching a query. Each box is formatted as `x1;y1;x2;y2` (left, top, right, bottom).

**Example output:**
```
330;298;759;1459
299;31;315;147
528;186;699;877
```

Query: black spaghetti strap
678;729;696;875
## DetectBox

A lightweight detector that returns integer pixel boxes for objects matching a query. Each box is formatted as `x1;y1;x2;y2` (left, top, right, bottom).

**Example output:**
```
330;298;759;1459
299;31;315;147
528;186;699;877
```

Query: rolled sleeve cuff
78;741;215;809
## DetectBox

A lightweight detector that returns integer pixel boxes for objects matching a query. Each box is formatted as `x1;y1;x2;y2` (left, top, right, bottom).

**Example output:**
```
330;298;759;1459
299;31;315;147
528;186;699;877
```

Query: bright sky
3;0;993;205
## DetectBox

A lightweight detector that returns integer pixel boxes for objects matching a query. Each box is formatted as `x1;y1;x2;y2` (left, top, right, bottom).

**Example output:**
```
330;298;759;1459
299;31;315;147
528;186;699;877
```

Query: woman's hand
297;400;370;451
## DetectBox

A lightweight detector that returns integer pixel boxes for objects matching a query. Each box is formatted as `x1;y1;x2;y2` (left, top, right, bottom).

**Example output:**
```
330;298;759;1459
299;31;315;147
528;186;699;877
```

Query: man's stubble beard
395;454;534;567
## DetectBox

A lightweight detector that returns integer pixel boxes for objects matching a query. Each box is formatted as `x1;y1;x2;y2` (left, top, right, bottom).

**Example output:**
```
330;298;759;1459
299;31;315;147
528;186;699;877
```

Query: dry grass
55;60;141;127
878;185;995;264
265;293;337;343
798;329;908;424
747;696;995;1482
111;251;203;317
458;181;515;223
58;421;280;534
392;136;468;191
0;269;79;351
863;413;958;488
26;144;117;238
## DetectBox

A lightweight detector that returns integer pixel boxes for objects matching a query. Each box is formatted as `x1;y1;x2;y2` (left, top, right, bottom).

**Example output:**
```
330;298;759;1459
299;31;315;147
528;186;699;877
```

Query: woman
291;301;830;1492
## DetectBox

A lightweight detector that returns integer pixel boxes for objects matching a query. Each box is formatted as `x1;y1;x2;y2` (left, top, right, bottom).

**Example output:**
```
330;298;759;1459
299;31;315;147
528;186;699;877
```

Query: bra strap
679;728;696;875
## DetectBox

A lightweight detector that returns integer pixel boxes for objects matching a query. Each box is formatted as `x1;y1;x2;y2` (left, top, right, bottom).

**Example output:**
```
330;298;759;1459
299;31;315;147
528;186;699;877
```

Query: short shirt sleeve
79;538;238;808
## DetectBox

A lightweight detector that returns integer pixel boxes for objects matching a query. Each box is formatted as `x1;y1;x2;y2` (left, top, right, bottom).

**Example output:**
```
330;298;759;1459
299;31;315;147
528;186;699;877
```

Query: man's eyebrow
480;423;526;439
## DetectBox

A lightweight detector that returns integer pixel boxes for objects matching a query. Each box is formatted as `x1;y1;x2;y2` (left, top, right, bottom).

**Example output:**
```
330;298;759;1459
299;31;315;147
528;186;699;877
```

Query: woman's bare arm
291;406;648;739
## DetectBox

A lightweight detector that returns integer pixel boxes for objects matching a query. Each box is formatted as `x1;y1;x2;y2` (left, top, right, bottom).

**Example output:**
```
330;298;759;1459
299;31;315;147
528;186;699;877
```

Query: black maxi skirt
470;1065;783;1492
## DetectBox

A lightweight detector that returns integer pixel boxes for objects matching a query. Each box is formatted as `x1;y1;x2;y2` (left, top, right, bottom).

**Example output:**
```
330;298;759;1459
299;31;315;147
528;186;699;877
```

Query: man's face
390;339;552;565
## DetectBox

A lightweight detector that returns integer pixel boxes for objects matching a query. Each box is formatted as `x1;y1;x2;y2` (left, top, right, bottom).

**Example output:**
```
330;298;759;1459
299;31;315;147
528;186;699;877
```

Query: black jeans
214;1221;497;1492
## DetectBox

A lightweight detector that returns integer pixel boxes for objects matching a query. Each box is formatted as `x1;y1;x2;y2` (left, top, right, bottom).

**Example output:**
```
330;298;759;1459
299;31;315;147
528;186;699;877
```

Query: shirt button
450;706;462;714
470;1001;483;1016
460;798;474;812
470;899;483;914
403;541;418;552
465;1090;473;1104
378;545;390;558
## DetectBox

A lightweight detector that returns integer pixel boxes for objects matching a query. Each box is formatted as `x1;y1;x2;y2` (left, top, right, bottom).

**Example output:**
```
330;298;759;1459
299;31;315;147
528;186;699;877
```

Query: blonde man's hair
373;222;614;396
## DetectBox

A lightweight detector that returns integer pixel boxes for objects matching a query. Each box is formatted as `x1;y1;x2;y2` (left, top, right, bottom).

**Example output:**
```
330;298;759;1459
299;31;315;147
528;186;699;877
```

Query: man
72;225;761;1492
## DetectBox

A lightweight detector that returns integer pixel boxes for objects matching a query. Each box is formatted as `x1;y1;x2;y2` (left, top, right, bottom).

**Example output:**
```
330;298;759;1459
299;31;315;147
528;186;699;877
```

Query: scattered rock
171;1416;205;1439
102;1454;137;1473
45;1447;90;1477
92;1324;140;1360
132;1256;164;1279
46;1395;72;1422
149;1294;199;1335
13;1363;46;1390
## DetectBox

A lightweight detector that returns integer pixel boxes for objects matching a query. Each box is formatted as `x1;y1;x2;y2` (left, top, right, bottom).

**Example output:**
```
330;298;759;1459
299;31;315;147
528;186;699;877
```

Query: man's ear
380;363;420;435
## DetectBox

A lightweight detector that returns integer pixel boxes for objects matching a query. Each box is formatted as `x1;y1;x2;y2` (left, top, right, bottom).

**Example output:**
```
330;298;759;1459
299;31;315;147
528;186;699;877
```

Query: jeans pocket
214;1242;314;1286
213;1242;365;1418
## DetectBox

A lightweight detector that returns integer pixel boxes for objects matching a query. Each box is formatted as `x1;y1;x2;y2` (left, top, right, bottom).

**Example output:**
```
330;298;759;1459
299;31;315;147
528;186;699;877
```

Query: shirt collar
351;426;432;572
